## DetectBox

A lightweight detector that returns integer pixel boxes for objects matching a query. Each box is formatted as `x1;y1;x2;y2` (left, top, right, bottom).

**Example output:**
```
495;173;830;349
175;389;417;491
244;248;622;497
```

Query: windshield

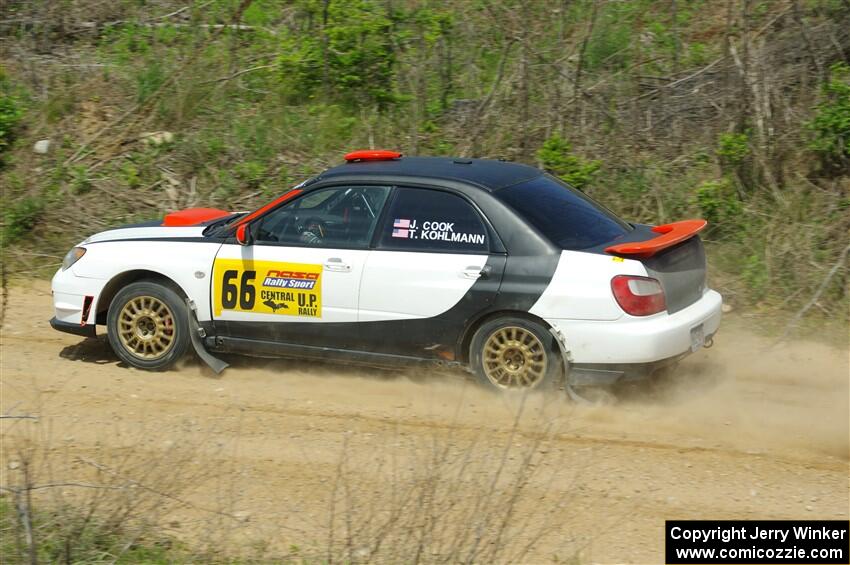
496;174;631;250
207;176;319;236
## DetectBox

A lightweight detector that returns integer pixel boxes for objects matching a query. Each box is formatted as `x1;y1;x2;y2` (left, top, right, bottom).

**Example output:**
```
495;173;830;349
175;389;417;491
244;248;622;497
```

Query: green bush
121;162;142;189
2;197;44;245
537;135;601;190
742;251;769;300
695;178;742;234
0;71;23;161
69;165;93;194
686;42;711;67
277;0;397;108
807;63;850;163
136;58;166;103
0;95;22;152
583;2;635;70
234;160;268;188
716;131;750;166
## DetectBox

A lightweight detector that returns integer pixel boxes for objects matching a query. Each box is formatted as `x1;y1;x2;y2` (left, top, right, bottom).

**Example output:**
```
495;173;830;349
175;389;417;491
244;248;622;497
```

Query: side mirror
235;223;252;246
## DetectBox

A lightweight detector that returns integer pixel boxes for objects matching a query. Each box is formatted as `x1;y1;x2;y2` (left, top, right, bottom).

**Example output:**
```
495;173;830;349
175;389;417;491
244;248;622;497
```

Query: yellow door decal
213;259;322;318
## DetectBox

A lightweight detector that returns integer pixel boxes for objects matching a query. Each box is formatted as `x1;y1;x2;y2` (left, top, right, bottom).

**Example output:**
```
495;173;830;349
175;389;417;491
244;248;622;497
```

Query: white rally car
51;151;722;392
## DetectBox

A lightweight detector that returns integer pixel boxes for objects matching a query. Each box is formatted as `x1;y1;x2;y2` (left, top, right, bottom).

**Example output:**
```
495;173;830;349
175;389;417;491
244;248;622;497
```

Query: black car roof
318;156;543;191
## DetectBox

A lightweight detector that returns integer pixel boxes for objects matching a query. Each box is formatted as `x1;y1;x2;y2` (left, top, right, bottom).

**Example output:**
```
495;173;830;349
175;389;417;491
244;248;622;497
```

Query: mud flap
548;327;573;390
548;327;606;404
186;299;228;374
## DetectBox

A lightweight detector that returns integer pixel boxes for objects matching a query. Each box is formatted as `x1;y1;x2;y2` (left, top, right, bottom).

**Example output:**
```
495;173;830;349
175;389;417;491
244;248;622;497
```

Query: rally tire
106;281;190;371
469;317;562;392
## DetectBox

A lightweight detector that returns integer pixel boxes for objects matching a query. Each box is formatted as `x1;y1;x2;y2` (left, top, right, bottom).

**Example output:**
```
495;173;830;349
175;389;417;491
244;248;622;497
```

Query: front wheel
106;281;190;370
469;317;562;391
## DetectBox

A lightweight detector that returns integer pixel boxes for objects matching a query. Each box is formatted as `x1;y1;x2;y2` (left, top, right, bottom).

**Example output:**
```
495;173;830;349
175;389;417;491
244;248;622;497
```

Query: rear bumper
547;289;722;366
568;352;694;386
50;317;97;338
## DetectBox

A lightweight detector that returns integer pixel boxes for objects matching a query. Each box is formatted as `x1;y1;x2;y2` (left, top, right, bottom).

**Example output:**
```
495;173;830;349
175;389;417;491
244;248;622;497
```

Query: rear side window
377;188;489;253
496;175;631;250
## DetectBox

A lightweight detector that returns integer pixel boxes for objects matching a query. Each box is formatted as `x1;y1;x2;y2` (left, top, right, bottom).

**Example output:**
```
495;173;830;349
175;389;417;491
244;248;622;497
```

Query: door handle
324;257;352;272
462;266;487;279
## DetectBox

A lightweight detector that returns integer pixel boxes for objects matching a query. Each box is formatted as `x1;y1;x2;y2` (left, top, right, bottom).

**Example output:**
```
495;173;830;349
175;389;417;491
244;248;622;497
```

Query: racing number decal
213;259;322;318
220;270;256;309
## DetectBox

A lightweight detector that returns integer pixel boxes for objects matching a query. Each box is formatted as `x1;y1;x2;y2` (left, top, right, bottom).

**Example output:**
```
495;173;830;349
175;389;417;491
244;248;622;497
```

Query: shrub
0;498;181;564
121;162;142;189
807;63;850;166
234;160;268;189
277;0;397;108
695;178;742;235
0;70;23;162
716;131;750;166
686;42;711;67
136;59;166;103
69;165;92;194
537;135;601;190
3;197;44;245
0;96;21;153
742;251;769;300
583;2;634;71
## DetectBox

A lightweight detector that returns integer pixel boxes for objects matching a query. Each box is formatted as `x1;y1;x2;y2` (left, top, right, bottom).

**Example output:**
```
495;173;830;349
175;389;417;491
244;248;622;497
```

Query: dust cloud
187;318;849;463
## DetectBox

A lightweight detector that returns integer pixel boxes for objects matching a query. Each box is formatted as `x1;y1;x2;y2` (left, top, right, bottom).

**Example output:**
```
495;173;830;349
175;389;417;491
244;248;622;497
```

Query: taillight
611;275;666;316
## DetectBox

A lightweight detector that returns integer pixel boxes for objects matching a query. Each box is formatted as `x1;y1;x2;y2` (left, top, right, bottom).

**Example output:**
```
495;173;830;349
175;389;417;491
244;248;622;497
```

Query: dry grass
0;392;240;563
1;389;577;563
316;397;572;564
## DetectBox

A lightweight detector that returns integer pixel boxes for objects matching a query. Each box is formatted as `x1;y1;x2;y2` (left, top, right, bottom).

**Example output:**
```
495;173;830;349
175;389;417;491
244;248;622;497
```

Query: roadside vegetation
1;395;570;563
1;0;848;321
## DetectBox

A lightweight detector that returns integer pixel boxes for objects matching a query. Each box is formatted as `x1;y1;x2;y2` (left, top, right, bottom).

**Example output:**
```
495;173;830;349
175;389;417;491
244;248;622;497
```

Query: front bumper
51;266;108;326
50;317;97;338
547;289;722;368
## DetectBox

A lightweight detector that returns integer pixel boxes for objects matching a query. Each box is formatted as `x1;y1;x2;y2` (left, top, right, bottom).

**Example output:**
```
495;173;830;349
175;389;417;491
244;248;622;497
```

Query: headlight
61;247;86;271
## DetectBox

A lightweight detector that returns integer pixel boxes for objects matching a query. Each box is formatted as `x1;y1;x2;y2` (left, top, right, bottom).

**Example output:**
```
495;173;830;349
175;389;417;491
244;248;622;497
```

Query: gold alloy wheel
117;295;175;360
482;326;547;389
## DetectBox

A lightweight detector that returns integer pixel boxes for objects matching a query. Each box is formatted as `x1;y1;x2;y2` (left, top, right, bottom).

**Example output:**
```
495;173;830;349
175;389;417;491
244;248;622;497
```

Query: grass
0;497;184;564
0;389;576;563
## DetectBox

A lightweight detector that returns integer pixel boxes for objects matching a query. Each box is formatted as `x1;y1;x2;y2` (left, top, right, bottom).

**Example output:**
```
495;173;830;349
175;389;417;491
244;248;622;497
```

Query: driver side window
254;186;391;248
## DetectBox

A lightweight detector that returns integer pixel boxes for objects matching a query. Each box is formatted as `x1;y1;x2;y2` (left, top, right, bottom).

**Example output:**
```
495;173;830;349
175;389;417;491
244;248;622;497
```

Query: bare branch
776;242;850;344
200;64;275;85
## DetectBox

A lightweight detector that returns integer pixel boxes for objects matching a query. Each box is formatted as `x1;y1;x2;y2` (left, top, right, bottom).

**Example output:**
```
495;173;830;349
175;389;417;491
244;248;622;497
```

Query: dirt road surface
2;281;848;563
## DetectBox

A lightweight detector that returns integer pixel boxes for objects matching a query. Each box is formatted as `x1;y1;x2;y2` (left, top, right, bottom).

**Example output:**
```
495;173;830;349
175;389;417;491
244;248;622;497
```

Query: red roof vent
344;150;402;162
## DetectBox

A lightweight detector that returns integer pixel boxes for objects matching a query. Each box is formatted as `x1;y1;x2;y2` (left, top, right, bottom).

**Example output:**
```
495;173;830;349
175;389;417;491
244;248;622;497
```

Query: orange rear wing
605;219;707;259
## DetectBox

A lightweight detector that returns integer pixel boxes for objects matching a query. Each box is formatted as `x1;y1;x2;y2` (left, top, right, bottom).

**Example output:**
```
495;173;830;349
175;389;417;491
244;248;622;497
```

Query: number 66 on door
212;258;322;318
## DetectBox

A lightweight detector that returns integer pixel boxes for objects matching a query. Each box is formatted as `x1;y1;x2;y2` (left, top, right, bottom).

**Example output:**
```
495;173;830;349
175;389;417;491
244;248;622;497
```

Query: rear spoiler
605;219;707;259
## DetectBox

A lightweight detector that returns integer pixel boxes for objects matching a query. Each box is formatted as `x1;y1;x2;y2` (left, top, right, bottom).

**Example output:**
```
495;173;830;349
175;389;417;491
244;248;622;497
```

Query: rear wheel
470;317;561;391
107;281;189;370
